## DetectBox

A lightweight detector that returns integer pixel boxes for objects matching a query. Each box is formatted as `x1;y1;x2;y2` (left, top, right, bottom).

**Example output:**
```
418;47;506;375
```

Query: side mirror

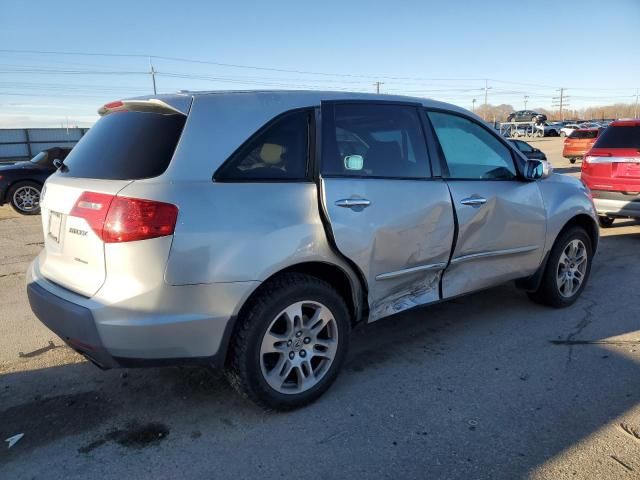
524;159;553;180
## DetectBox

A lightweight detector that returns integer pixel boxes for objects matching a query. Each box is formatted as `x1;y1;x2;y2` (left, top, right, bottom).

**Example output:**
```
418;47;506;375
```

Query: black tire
8;181;42;215
570;158;576;164
598;216;615;228
527;226;593;308
226;273;351;410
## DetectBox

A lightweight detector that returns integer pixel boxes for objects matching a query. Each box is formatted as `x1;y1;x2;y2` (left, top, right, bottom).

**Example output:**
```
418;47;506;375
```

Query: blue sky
1;0;639;126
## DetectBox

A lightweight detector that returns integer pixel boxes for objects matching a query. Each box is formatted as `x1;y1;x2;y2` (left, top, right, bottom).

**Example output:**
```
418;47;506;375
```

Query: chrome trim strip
376;262;448;281
451;245;539;265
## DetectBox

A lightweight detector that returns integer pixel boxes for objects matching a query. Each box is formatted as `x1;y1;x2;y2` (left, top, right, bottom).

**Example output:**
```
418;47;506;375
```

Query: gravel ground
1;138;639;479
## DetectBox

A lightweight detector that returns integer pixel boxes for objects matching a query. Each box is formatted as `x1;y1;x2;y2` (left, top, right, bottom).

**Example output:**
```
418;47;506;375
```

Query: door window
514;140;533;153
428;111;517;180
322;103;430;178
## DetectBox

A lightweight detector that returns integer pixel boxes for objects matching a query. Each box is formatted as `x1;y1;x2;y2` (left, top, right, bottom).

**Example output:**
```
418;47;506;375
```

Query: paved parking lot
1;138;639;479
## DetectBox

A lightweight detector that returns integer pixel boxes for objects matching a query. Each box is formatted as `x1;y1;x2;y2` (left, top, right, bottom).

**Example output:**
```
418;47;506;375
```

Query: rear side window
61;112;185;180
322;103;430;178
569;130;598;139
428;111;516;180
216;110;310;181
594;125;640;149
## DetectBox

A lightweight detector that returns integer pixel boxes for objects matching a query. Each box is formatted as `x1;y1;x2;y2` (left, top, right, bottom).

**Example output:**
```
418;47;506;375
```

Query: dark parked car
0;147;71;215
507;110;548;124
509;139;547;160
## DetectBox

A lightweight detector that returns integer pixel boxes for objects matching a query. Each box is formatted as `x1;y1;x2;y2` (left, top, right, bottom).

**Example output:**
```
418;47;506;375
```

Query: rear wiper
53;158;68;172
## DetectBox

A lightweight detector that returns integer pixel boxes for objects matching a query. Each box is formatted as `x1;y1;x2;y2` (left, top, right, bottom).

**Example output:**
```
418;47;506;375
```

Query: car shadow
1;230;639;478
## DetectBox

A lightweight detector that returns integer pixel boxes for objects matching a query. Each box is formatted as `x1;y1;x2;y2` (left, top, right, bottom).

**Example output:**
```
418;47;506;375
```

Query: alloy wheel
556;239;588;298
13;186;40;213
259;300;338;395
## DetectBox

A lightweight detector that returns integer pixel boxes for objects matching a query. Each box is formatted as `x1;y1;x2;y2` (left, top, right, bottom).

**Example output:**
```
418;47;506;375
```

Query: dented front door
319;101;455;321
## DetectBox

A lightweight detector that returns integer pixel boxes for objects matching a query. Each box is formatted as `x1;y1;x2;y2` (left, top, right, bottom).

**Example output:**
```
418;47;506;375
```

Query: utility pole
552;88;569;121
472;98;477;113
635;88;639;119
484;79;490;106
524;95;529;109
374;81;383;94
149;57;157;95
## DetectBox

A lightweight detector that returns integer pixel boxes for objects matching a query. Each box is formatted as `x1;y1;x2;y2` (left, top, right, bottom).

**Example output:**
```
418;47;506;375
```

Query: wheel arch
219;260;367;368
516;213;598;291
558;213;599;253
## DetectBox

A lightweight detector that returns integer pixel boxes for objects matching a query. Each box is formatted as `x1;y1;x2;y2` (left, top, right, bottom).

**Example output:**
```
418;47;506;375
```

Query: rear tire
527;227;593;308
598;216;615;228
226;273;350;410
8;181;41;215
570;158;576;164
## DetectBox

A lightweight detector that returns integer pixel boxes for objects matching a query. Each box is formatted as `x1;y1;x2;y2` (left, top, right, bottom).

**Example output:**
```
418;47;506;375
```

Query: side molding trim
376;262;448;281
451;245;539;265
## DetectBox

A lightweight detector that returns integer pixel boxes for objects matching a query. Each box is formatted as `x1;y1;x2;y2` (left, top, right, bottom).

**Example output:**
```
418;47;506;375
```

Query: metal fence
0;128;89;163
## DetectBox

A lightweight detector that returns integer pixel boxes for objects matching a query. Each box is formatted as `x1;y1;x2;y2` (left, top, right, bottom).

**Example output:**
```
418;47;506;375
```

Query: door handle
460;196;487;207
335;198;371;209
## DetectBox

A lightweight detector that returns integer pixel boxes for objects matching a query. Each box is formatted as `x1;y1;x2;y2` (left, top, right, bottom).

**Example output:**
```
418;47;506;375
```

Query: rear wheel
226;273;350;410
528;227;593;308
8;181;41;215
569;158;576;164
598;216;615;228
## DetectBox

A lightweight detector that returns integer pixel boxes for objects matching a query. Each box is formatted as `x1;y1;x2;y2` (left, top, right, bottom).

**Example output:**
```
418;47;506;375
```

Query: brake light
98;100;128;115
103;197;178;243
103;100;124;109
70;192;178;243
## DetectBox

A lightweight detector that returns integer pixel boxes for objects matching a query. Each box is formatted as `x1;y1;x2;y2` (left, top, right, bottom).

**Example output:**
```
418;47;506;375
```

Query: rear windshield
569;130;598;139
594;125;640;149
60;111;186;180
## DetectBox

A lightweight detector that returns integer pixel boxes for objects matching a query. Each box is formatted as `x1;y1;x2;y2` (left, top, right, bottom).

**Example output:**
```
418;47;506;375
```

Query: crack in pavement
0;271;21;279
550;339;640;346
619;423;640;442
563;299;597;370
610;455;634;472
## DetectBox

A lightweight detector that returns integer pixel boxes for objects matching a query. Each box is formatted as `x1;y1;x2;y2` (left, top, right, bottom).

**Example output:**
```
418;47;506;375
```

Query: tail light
70;192;178;243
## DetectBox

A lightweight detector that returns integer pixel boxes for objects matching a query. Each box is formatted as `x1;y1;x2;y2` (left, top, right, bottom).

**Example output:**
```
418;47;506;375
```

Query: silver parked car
27;91;598;409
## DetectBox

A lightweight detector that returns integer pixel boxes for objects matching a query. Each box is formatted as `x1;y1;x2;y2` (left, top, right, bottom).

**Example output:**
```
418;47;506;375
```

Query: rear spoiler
98;98;187;116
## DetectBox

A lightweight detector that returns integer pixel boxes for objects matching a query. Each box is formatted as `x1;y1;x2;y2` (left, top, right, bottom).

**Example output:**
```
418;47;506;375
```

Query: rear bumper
592;190;640;218
27;281;117;368
26;257;258;369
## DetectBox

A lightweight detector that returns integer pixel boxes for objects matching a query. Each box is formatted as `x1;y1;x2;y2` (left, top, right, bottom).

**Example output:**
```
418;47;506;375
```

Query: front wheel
528;227;593;308
226;273;350;410
598;216;615;228
570;158;576;164
560;132;566;138
8;181;42;215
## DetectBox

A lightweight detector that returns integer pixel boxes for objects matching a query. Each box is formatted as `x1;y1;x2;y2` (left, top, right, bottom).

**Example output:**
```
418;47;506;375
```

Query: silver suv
27;91;598;409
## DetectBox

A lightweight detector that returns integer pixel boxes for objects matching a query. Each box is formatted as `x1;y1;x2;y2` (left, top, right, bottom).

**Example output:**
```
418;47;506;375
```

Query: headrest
260;143;284;164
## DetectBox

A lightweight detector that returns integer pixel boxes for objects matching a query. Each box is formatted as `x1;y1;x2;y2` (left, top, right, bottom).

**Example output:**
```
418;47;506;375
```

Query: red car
581;119;640;227
563;128;602;164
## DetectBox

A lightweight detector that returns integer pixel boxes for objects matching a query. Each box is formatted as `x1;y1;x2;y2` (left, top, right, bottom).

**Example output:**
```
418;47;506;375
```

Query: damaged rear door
319;101;454;321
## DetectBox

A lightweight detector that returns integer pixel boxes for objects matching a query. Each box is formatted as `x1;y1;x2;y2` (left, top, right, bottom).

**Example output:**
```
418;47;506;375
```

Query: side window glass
216;110;310;180
322;103;430;178
428;111;516;180
517;141;533;153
